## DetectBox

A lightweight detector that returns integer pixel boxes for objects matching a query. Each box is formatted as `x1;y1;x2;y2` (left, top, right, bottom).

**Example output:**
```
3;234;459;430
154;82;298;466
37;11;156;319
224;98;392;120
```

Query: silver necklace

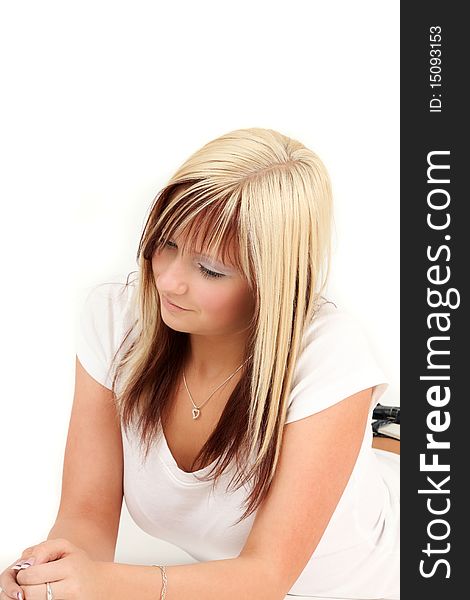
183;355;253;420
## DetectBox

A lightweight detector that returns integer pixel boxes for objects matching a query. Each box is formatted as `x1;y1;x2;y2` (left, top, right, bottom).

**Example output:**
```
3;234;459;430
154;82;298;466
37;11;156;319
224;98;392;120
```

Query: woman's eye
164;241;224;279
199;265;224;279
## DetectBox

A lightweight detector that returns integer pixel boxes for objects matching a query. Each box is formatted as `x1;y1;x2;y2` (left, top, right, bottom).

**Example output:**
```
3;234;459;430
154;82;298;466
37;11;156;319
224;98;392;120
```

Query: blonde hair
110;127;333;525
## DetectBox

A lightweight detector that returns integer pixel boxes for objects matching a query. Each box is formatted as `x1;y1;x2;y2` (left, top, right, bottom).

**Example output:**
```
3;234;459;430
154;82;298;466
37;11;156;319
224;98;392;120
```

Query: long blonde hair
109;127;333;525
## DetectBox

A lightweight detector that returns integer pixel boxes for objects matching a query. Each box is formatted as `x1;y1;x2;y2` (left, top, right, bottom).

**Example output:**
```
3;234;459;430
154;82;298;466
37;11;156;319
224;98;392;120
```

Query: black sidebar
401;2;466;598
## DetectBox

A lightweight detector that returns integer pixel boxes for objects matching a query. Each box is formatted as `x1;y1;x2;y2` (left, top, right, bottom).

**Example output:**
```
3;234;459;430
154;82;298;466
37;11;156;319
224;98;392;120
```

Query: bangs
152;181;246;275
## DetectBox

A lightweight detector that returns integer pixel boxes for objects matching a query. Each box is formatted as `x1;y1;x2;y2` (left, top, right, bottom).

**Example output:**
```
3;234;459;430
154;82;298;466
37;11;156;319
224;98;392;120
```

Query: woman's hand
0;538;105;600
0;544;39;600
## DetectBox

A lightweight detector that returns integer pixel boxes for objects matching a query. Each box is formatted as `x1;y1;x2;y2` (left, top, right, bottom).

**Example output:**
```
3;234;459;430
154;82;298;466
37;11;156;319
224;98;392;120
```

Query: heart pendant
192;408;200;419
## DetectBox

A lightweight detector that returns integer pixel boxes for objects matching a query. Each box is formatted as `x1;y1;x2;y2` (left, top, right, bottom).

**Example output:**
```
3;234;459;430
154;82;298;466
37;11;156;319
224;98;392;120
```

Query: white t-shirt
76;279;400;600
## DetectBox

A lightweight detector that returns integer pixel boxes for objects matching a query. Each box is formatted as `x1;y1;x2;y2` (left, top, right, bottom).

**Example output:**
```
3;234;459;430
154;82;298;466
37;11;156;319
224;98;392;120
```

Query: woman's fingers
17;548;36;562
0;560;28;600
2;581;65;600
0;591;20;600
19;538;74;568
0;543;39;599
0;538;74;600
15;557;68;588
16;560;70;600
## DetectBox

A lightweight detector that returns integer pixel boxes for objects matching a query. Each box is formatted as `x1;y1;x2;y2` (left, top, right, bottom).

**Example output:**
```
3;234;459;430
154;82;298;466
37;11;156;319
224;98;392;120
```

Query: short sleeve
285;303;390;424
75;282;133;389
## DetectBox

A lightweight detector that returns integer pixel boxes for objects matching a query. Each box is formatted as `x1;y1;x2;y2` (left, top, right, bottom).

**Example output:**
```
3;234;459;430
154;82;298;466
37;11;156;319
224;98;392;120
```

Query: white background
0;0;399;583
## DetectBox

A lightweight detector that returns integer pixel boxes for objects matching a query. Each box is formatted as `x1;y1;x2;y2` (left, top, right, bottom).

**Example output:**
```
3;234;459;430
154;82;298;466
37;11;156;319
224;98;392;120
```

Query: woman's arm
47;514;118;562
97;555;282;600
45;357;124;561
239;387;375;594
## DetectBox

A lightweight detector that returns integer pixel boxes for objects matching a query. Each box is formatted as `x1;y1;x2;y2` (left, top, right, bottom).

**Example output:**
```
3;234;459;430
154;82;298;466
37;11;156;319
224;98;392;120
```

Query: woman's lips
162;295;190;311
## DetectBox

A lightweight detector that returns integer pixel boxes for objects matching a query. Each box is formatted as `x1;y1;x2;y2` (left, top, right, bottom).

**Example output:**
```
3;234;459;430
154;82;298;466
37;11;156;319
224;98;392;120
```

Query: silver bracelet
152;565;167;599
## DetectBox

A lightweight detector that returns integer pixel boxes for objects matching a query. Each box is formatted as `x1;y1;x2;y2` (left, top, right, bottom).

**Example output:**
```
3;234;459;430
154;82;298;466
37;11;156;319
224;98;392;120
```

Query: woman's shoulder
83;273;138;307
298;296;384;370
285;297;389;423
302;297;367;346
80;273;138;325
75;273;139;389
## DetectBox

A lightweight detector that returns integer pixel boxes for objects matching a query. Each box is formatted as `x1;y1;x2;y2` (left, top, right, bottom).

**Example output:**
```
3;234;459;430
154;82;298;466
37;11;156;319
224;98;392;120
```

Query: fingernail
17;592;24;600
13;557;35;569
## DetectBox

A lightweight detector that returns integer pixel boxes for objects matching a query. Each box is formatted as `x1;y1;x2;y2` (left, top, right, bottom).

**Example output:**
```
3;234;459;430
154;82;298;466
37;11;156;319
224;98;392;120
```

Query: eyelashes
164;241;225;280
199;265;224;279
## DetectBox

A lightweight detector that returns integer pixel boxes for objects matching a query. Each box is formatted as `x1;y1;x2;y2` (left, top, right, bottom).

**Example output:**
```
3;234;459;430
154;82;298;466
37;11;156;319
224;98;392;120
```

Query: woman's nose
158;258;189;293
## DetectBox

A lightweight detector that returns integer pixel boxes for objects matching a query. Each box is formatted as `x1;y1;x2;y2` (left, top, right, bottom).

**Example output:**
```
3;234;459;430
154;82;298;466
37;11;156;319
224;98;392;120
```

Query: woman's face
152;227;255;337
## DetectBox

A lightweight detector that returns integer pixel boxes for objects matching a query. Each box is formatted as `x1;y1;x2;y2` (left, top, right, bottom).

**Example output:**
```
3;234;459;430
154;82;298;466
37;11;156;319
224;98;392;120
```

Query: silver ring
46;581;54;600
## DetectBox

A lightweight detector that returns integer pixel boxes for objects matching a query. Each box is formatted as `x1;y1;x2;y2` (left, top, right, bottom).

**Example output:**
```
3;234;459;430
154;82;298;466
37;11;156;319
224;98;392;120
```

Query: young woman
1;128;399;600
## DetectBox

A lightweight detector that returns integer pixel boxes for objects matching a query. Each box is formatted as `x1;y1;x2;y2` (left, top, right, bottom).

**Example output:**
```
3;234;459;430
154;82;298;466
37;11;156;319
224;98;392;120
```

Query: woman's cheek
201;287;229;313
201;286;236;318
